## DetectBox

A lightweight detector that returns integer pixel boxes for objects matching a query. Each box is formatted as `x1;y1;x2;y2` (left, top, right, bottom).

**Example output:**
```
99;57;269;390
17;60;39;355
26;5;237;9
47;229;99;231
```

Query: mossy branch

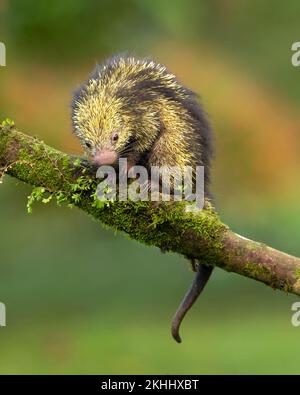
1;123;300;295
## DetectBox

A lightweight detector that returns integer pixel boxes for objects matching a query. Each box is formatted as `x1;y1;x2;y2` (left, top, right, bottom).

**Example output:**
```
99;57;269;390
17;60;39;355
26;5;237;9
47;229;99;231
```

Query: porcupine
71;55;214;343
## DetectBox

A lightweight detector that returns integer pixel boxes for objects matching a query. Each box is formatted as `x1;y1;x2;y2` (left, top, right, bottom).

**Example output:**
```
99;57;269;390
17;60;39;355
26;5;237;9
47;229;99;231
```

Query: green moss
243;262;270;278
282;281;294;294
0;128;11;156
26;156;98;212
83;198;226;267
295;268;300;279
242;262;293;291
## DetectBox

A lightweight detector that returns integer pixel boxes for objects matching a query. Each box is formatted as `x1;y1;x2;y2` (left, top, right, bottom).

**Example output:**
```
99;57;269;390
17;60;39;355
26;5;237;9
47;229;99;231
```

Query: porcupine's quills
71;54;215;343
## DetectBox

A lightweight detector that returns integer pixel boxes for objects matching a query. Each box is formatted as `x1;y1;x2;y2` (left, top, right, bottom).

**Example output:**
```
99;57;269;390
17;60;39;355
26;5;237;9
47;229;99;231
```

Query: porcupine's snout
93;150;118;167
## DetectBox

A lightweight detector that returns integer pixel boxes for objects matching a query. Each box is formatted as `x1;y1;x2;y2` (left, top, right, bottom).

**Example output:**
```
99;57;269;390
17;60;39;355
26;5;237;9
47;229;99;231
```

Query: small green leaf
1;118;15;127
73;158;81;167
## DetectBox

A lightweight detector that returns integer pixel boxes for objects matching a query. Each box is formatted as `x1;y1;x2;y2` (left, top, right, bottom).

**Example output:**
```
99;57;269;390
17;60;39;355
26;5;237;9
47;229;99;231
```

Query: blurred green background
1;0;300;374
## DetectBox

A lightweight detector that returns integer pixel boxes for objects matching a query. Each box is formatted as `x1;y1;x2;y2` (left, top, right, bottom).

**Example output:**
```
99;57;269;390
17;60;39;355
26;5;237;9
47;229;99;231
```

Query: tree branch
1;123;300;295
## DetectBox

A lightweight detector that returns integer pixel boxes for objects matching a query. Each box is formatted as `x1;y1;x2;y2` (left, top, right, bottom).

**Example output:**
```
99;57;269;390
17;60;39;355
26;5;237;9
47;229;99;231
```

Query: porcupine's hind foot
171;259;213;343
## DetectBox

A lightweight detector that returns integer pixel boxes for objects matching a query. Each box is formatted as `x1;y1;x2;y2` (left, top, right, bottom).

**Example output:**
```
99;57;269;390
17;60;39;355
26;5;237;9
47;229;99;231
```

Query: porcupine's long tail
171;262;213;343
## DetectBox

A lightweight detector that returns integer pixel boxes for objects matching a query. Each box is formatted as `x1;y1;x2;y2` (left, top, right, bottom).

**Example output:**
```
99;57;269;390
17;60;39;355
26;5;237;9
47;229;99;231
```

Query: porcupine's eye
84;141;92;149
112;132;119;143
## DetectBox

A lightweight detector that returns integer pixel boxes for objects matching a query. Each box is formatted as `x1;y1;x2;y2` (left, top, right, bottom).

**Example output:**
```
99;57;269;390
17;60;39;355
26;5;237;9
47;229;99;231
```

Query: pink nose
94;150;118;166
